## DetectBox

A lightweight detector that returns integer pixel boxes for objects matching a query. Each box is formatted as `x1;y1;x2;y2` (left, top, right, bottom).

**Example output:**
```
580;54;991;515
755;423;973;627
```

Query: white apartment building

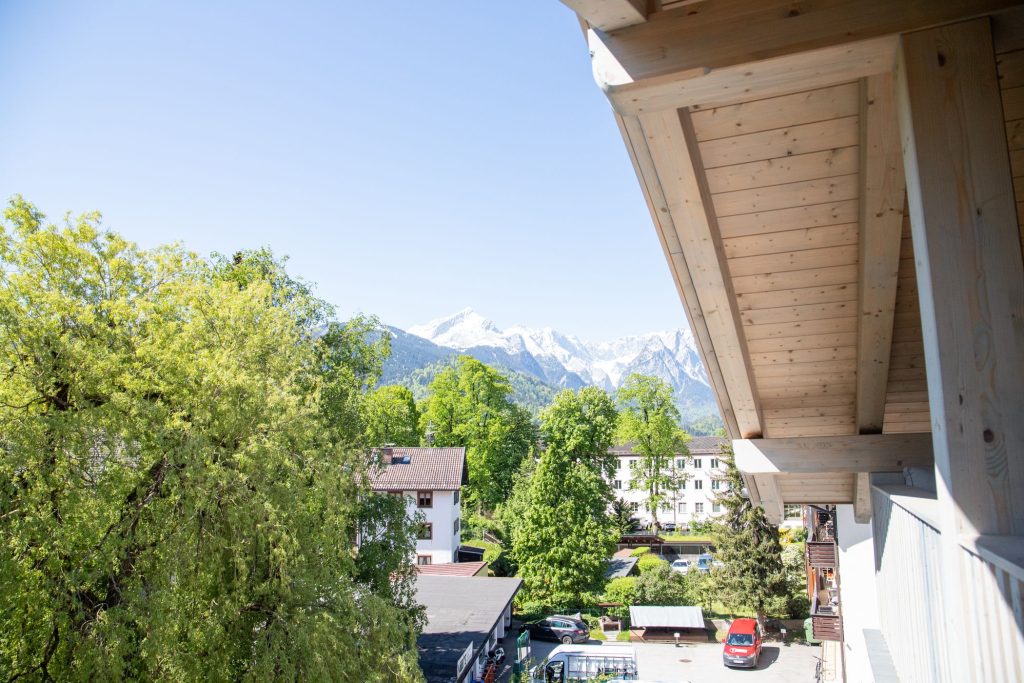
609;436;729;529
368;447;467;565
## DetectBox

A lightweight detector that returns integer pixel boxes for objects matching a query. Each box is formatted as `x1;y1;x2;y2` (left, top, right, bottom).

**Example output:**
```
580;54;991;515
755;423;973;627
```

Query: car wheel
561;635;573;644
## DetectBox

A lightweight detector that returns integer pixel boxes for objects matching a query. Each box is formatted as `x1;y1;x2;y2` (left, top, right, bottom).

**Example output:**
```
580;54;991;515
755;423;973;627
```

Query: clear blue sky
0;1;687;341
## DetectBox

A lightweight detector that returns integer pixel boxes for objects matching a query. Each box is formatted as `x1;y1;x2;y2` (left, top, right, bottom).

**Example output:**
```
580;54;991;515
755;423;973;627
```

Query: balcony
807;541;837;568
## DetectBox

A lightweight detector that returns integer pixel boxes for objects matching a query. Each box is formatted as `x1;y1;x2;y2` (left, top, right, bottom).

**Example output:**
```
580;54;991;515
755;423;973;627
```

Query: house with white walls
368;447;467;565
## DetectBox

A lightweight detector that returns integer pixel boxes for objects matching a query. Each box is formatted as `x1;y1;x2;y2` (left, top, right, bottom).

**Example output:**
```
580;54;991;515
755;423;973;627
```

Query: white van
531;643;638;682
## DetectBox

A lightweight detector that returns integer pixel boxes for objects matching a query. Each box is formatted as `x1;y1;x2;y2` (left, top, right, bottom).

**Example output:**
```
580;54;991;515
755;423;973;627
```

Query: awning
629;606;705;629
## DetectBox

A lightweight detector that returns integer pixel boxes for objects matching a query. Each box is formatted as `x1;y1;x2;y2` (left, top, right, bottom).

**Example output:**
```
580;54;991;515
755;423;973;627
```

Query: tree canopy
615;374;690;530
418;356;535;512
0;198;423;681
538;387;618;479
363;384;421;447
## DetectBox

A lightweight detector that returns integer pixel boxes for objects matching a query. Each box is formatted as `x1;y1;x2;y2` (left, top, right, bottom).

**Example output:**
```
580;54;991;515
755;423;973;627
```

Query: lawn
658;534;714;543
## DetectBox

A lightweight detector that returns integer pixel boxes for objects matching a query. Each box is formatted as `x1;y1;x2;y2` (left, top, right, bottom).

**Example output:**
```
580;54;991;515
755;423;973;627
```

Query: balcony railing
806;540;837;568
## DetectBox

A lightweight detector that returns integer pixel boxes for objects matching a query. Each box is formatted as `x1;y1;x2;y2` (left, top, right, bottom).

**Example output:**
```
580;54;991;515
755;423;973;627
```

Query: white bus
531;644;638;683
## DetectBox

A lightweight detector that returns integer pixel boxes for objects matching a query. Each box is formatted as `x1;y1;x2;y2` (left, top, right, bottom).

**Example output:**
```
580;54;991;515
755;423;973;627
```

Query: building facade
609;436;729;529
368;447;467;565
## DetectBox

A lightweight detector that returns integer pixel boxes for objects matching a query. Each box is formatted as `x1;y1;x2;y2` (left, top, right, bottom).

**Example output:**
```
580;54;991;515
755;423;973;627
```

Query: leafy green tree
635;563;690;606
0;199;422;682
363;384;421;446
418;356;536;511
510;447;617;611
616;374;690;531
710;445;787;627
538;387;619;478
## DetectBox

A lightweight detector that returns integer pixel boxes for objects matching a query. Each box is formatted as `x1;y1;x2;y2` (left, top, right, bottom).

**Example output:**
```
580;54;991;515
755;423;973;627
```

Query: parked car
661;522;677;532
523;615;590;644
695;553;721;574
670;559;691;574
722;618;763;668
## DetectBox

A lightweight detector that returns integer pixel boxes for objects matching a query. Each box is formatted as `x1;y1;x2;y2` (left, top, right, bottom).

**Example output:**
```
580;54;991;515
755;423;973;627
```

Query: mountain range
380;308;722;432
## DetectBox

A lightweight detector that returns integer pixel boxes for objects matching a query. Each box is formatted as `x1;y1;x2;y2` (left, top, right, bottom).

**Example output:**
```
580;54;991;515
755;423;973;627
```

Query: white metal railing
456;641;473;680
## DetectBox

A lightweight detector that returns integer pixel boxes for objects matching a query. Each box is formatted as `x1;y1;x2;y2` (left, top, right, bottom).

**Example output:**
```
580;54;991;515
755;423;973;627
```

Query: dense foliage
510;388;618;611
709;445;788;626
418;356;536;512
363;384;421;446
615;374;690;531
0;199;423;681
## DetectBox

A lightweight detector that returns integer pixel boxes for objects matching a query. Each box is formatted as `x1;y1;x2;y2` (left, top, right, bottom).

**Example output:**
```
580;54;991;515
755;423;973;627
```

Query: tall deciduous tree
0;199;423;681
363;384;421;446
615;374;689;531
539;387;618;479
710;445;788;627
510;448;617;611
418;356;535;511
511;387;618;610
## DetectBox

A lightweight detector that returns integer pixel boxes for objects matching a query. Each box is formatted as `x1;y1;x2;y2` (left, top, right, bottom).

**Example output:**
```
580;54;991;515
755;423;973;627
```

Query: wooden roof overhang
565;0;1024;521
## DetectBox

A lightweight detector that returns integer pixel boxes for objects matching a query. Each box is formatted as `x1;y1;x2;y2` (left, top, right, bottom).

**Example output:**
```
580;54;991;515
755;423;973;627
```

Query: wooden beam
897;18;1024;538
594;34;898;115
733;433;933;474
742;472;763;508
614;112;742;437
562;0;648;32
753;474;784;524
592;0;1024;82
639;107;763;437
855;73;906;434
853;472;872;523
897;19;1024;679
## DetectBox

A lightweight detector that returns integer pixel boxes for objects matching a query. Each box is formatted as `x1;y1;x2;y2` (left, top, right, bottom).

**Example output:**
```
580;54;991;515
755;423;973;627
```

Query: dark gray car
523;616;590;644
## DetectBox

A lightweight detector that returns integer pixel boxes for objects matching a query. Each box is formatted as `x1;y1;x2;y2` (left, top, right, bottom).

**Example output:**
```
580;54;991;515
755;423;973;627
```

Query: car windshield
727;633;754;646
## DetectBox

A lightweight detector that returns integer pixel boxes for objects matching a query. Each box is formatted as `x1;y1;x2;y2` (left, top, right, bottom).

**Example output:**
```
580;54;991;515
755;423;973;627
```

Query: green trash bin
804;617;821;645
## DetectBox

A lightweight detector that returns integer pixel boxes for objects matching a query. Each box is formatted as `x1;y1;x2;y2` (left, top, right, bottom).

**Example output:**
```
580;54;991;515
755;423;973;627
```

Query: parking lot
525;638;821;682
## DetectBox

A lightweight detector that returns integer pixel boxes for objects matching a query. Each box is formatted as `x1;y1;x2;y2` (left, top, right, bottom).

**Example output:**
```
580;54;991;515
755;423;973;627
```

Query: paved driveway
633;640;820;682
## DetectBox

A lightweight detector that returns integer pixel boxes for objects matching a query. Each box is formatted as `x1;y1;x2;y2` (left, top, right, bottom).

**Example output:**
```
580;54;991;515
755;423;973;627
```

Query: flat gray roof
415;574;522;683
605;556;639;579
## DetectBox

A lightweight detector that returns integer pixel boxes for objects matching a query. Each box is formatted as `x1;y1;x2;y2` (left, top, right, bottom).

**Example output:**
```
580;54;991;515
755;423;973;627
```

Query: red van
722;618;762;668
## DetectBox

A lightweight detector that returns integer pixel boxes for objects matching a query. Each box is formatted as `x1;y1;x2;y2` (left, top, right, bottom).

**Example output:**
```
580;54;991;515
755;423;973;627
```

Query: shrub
602;577;638;618
636;554;667;574
629;546;651;557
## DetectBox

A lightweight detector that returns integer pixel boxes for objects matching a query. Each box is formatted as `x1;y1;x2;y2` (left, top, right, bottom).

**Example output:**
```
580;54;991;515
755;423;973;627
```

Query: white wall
393;488;460;564
610;454;728;527
835;504;880;683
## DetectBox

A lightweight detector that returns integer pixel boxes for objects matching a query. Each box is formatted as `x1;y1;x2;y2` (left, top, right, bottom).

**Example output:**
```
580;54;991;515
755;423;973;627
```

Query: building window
388;490;403;498
417;491;433;508
680;480;687;490
454;518;460;536
710;458;719;469
713;503;722;513
629;502;640;512
676;458;685;469
678;502;687;513
613;479;622;490
417;523;433;540
784;504;803;520
417;555;432;566
695;502;704;514
454;489;460;505
694;480;703;490
711;480;721;490
693;459;702;469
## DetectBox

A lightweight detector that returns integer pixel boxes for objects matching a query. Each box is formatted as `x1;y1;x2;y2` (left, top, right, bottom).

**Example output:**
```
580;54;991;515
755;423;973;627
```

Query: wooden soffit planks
561;0;648;31
639;107;764;438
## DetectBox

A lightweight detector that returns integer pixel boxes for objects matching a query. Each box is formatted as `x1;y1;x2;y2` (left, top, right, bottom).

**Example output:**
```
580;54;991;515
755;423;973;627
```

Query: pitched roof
368;447;468;491
610;436;727;457
416;561;488;577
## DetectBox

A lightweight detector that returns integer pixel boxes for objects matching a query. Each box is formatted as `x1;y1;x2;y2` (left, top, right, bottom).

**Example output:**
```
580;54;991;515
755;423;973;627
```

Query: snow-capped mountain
397;308;717;421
